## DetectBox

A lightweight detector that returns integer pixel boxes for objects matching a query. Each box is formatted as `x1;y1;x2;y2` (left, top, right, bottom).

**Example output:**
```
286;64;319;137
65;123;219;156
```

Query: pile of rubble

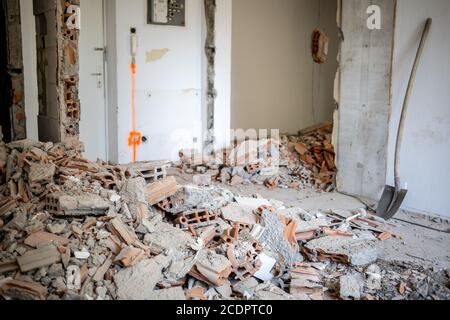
178;122;336;191
0;139;448;301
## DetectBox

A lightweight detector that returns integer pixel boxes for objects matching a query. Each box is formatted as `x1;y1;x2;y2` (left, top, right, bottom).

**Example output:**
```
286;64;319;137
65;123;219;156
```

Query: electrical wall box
147;0;186;27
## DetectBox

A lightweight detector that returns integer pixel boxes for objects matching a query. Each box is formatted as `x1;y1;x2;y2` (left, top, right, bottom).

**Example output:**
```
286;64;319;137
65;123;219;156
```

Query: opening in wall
230;0;339;136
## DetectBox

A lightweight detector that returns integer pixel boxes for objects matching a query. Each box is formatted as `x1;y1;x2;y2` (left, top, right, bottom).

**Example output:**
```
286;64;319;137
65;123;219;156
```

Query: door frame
79;0;111;162
103;0;119;164
101;0;109;162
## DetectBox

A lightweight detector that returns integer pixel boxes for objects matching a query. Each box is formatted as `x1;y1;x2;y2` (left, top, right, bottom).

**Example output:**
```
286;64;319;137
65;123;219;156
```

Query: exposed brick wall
33;0;81;150
58;0;80;148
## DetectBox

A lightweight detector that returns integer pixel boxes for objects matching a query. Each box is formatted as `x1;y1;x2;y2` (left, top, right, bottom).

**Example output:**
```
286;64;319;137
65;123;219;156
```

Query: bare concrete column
204;0;216;152
336;0;396;200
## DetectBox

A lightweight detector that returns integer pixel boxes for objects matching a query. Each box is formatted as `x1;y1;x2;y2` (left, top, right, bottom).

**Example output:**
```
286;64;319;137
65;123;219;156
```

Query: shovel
376;18;432;220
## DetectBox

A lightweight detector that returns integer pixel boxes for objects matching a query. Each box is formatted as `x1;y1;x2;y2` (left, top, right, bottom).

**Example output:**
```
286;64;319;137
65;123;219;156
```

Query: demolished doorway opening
33;0;81;147
225;0;340;189
230;0;340;138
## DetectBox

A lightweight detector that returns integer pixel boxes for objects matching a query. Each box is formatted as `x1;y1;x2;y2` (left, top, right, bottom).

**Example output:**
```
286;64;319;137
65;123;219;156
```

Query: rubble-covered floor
175;169;450;300
1;139;449;301
210;177;450;270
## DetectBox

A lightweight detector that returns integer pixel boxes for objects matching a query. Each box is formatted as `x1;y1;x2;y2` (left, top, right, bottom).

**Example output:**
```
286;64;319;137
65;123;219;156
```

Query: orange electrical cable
128;62;141;162
131;63;136;132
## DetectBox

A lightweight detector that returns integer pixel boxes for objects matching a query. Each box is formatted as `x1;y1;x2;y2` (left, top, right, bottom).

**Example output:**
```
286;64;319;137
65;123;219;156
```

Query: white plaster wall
388;0;450;217
312;0;339;125
20;0;39;141
115;0;203;163
114;0;232;163
231;0;339;134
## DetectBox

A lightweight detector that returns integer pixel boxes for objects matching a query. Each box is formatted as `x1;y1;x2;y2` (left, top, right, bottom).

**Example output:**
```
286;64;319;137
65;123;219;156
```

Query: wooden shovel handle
394;18;432;190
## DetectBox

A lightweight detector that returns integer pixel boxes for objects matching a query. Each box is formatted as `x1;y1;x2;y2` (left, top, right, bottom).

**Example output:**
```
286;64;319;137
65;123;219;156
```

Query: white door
79;0;107;161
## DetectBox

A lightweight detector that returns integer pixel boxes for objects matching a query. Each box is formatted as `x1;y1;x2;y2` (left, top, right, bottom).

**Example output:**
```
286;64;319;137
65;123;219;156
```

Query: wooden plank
17;245;61;272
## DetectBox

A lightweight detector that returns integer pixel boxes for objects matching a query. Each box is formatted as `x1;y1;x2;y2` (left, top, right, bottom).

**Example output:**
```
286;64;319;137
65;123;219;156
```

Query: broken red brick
186;287;207;301
378;232;393;241
146;176;178;206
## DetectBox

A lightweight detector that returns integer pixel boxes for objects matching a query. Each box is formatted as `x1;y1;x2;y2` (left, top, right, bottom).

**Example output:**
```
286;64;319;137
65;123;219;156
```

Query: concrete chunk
143;221;197;255
120;177;148;219
189;250;232;287
114;256;171;300
305;236;378;267
28;163;56;184
45;193;109;217
233;277;259;297
259;211;303;270
252;283;297;301
150;287;186;300
221;203;258;225
339;273;365;299
235;197;271;210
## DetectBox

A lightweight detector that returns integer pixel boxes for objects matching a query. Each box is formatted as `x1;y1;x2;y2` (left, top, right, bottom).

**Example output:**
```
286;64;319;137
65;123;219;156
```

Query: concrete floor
172;169;450;270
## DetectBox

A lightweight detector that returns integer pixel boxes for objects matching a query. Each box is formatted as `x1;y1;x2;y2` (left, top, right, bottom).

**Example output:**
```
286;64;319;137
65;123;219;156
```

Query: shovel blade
384;189;408;220
376;185;396;217
376;186;408;220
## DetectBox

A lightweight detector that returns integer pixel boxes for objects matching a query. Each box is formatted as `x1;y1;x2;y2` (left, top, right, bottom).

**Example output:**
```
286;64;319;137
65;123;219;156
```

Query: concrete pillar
336;0;396;200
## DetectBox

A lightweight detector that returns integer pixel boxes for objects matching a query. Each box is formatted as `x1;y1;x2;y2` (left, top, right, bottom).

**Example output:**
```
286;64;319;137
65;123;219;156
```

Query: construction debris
339;273;365;299
0;138;448;301
178;122;336;191
45;194;109;217
220;203;258;225
146;176;178;206
289;263;324;298
0;278;48;300
304;236;378;267
24;231;69;248
17;245;61;273
125;161;170;184
114;256;171;300
190;250;233;287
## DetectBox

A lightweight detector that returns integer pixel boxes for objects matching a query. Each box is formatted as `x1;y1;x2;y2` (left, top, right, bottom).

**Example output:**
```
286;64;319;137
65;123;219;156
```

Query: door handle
91;73;102;76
